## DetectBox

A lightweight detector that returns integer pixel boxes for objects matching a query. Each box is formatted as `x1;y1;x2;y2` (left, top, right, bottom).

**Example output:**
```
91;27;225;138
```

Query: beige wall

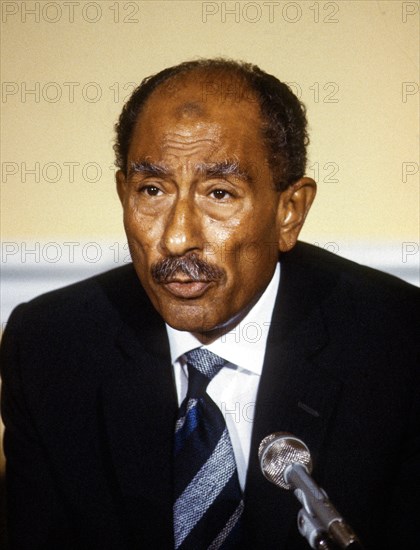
1;0;418;246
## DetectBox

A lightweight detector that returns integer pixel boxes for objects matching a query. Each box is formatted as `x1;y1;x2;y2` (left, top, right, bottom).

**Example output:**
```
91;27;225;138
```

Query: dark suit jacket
1;242;419;549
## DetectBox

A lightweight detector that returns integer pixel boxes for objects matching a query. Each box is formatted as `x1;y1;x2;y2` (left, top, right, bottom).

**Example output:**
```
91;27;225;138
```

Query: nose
160;197;201;257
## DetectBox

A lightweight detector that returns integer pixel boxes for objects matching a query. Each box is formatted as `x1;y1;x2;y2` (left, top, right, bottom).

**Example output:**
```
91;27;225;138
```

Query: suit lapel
93;266;177;547
244;245;345;548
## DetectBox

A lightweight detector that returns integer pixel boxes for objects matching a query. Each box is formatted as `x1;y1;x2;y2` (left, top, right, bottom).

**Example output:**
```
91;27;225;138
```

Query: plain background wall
0;1;419;542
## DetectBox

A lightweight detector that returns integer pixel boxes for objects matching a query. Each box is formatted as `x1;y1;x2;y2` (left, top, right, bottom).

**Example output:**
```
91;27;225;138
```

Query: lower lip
164;281;211;299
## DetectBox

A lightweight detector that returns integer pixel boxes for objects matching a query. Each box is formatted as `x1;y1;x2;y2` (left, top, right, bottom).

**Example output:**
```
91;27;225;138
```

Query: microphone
258;432;363;550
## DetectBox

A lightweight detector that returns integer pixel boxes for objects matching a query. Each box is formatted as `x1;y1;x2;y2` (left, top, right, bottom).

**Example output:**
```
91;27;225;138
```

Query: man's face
117;74;312;337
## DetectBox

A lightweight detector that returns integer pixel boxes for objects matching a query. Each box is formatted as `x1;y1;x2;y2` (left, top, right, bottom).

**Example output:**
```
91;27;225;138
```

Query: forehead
128;72;267;162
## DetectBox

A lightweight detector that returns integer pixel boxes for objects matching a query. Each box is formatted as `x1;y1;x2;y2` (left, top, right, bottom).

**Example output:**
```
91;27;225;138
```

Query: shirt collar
166;263;280;376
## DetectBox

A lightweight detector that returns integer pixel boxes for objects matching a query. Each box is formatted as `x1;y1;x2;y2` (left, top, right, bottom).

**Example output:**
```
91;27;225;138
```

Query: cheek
124;197;161;237
202;211;252;254
123;208;162;261
216;227;279;281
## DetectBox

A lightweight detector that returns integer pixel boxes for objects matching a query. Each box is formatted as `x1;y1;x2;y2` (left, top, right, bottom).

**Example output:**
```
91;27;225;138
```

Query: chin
160;303;221;334
165;313;216;334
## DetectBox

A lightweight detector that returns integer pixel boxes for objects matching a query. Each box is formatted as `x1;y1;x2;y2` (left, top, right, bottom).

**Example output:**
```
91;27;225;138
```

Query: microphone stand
286;464;364;550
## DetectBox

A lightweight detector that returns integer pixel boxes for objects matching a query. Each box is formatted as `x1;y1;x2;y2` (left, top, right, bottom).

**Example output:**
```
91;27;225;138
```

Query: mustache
151;254;224;283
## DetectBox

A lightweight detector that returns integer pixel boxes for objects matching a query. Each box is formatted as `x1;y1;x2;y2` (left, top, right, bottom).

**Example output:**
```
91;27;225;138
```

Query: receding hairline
139;65;261;114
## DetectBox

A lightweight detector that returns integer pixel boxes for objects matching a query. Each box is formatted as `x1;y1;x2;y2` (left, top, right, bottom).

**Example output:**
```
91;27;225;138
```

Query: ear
276;177;317;252
116;169;127;204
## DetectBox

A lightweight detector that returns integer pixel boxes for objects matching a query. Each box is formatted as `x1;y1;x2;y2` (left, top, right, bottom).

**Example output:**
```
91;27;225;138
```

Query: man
1;59;419;549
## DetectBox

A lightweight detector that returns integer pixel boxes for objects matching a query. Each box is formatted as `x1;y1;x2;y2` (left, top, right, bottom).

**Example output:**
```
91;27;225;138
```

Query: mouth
163;280;212;299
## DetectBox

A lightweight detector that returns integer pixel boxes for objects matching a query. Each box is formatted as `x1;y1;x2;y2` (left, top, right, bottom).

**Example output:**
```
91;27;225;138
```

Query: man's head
115;59;316;340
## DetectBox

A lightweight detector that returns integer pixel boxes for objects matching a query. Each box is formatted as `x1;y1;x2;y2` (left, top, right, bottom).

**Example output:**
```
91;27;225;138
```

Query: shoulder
281;242;419;337
1;263;155;352
0;264;164;406
284;241;419;298
14;261;139;307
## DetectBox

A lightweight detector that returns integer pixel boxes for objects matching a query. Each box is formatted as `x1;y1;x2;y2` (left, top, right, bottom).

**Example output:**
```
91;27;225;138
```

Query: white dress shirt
166;263;280;490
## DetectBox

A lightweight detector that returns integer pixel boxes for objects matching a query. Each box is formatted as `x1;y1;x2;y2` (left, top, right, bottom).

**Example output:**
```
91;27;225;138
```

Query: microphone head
258;432;313;490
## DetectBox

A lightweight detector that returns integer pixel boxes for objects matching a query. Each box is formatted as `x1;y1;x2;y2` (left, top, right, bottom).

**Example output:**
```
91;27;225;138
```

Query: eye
139;185;162;197
210;189;231;200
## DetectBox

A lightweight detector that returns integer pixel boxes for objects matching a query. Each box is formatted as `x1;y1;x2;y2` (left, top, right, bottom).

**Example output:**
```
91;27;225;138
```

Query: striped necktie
173;347;244;549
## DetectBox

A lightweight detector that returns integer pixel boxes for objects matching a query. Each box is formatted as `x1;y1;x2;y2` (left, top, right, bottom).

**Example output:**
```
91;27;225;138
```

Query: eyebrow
201;160;252;183
129;161;170;178
129;159;252;183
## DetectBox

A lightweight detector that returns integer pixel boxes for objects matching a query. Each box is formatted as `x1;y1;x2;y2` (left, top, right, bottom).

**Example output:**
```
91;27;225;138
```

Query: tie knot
184;348;226;398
